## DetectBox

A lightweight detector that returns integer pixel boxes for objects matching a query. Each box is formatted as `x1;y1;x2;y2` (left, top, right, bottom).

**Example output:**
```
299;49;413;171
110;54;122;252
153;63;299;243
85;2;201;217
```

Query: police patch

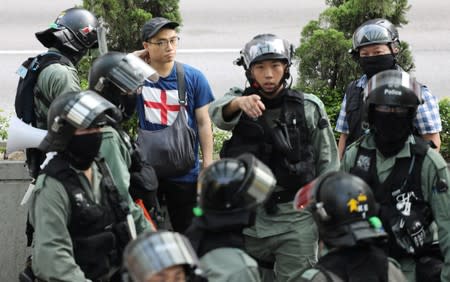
356;154;371;172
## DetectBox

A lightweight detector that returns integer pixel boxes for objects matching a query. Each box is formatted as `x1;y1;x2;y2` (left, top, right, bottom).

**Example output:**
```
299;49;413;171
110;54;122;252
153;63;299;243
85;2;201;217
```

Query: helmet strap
388;43;398;65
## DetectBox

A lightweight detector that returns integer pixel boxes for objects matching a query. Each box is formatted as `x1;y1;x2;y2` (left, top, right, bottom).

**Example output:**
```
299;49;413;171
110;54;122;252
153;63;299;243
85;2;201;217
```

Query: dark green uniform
341;134;450;281
200;248;261;282
209;87;339;282
34;48;80;129
30;163;102;281
100;126;152;233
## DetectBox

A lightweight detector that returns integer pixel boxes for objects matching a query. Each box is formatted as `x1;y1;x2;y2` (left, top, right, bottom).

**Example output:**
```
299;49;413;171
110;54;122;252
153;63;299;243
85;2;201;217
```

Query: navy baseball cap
141;17;179;41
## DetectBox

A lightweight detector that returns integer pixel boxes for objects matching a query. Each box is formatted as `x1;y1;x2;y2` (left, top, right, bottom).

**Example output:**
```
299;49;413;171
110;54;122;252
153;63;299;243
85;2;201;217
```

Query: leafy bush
439;98;450;161
0;109;9;140
212;125;232;160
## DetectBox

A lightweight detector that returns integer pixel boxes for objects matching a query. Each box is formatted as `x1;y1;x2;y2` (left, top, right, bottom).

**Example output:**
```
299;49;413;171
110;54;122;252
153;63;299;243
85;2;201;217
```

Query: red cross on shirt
143;89;180;125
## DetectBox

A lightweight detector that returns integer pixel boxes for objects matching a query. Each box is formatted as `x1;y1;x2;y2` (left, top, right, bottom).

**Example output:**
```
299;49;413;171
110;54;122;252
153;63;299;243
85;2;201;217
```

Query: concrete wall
0;161;31;281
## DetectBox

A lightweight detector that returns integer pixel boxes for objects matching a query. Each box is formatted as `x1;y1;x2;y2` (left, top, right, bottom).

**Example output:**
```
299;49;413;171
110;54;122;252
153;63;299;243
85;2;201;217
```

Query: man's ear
143;41;149;49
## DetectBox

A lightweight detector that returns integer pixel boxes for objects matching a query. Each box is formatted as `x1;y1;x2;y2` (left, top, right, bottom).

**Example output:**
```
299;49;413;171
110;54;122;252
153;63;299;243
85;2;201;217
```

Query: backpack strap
33;52;73;108
175;61;186;106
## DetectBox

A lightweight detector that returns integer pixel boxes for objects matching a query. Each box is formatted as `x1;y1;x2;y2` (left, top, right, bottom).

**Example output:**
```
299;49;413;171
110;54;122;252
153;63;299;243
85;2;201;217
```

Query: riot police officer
185;153;276;282
34;7;99;129
89;51;160;231
209;34;339;281
29;90;133;281
295;171;406;282
341;69;450;281
335;18;441;158
21;7;99;179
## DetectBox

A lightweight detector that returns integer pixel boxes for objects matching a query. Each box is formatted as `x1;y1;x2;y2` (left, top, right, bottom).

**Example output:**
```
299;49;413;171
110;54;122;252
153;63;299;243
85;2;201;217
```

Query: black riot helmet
294;171;386;248
235;34;293;86
38;90;122;152
197;153;276;213
123;231;200;282
362;69;423;126
88;52;159;119
35;8;99;54
350;18;399;57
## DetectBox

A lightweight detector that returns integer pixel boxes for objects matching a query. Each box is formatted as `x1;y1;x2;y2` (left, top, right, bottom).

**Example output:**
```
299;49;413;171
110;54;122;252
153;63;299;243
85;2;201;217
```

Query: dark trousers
158;179;197;233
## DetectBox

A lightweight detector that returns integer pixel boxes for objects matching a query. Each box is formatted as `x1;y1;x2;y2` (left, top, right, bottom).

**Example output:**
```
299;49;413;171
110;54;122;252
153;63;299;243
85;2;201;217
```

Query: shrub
211;125;232;160
439;98;450;161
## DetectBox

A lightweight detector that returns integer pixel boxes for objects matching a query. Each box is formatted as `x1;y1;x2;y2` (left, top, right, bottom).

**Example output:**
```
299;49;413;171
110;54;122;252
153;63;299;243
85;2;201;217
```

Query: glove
405;217;426;251
391;214;426;254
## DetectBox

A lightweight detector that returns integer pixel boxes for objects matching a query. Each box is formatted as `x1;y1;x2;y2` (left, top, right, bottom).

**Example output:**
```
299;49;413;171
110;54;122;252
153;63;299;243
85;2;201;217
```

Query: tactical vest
220;88;315;191
41;156;132;280
344;80;365;147
349;137;433;259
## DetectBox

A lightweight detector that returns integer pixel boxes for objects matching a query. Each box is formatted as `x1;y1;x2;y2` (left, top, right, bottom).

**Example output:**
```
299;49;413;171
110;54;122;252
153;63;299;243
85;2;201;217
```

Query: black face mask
359;54;396;79
372;111;413;157
65;132;103;170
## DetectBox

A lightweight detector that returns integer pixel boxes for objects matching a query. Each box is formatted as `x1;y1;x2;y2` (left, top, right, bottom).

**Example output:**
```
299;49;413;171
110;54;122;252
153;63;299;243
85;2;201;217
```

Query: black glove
391;213;426;254
405;217;426;251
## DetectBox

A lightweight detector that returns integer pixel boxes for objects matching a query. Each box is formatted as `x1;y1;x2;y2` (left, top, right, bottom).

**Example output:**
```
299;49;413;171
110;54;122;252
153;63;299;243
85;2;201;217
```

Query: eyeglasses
148;37;180;48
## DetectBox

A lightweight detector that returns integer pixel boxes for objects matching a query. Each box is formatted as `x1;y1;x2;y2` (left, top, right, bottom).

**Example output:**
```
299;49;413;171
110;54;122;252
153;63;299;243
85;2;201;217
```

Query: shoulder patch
301;268;321;280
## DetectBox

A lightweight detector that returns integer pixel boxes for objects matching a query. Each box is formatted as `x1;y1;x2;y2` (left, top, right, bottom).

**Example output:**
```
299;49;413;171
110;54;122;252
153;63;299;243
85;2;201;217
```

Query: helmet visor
64;90;121;128
247;158;276;205
124;232;198;281
108;54;159;94
243;37;291;68
364;70;423;107
353;24;393;50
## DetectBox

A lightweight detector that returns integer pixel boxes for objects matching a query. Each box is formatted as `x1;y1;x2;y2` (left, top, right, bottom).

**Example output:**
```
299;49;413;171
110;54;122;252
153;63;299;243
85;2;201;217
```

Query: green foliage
439;98;450;161
212;125;232;160
122;113;139;139
297;26;359;93
0;109;9;140
83;0;181;53
295;0;414;128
